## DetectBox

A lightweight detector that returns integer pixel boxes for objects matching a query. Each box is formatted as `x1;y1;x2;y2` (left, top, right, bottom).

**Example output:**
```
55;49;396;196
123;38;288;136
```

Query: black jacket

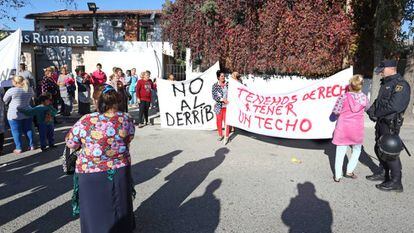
367;73;411;120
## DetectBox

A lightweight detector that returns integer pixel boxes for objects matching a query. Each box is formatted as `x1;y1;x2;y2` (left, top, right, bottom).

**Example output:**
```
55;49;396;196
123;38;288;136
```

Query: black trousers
78;101;91;115
374;120;402;183
138;101;150;124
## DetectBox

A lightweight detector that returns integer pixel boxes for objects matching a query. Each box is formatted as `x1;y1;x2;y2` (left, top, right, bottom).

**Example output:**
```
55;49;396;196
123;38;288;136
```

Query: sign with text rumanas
22;31;94;47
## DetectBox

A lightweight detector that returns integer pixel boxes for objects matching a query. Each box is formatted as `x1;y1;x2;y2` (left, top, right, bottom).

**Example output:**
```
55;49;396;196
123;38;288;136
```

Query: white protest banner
0;29;21;87
157;62;220;130
226;67;353;139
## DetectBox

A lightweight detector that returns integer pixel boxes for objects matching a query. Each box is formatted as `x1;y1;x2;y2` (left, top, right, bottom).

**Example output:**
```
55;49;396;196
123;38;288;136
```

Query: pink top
332;92;369;145
91;70;107;86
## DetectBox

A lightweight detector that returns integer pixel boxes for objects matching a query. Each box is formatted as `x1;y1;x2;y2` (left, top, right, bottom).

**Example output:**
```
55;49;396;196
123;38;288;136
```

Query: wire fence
165;64;186;81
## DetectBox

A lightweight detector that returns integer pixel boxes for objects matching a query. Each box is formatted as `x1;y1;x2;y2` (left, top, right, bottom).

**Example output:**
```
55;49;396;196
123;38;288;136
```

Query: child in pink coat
332;75;370;182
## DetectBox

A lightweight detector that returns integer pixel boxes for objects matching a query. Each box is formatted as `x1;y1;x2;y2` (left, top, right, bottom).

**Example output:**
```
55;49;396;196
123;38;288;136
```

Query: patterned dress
212;82;228;114
66;111;135;173
41;76;60;99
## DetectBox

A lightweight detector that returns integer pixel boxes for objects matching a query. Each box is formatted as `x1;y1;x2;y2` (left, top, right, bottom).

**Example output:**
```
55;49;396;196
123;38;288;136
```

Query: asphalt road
1;116;414;233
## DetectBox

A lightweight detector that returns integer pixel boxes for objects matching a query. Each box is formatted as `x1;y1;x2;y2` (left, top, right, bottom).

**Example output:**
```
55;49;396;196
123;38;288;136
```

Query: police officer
366;60;411;192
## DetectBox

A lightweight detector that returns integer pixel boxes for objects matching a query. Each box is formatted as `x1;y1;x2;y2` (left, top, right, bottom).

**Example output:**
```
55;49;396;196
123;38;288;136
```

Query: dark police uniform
367;73;411;191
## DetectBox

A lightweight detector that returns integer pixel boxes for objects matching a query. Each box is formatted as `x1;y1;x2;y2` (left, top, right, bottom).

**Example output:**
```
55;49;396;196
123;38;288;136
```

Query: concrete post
186;48;192;79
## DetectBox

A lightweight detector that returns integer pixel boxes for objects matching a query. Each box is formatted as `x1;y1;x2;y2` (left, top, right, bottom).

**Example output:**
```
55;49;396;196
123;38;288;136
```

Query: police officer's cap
374;60;397;74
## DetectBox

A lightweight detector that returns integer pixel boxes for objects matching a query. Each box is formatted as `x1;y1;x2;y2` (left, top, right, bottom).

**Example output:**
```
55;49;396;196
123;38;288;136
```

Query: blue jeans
8;118;34;150
335;145;362;179
38;123;55;148
129;91;136;105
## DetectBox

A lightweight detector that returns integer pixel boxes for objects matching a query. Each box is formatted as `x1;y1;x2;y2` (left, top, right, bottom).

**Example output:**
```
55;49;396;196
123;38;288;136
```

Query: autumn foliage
162;0;354;77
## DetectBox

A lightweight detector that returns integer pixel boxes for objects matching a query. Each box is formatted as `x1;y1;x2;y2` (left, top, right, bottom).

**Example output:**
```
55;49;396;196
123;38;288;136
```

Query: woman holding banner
231;72;242;83
332;75;369;182
212;70;230;145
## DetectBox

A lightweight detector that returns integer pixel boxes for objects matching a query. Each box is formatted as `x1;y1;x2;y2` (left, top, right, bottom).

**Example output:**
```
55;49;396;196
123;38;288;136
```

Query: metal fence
165;64;186;81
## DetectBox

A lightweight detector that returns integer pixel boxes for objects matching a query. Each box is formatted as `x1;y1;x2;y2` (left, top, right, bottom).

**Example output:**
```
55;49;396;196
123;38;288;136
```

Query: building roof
25;9;162;19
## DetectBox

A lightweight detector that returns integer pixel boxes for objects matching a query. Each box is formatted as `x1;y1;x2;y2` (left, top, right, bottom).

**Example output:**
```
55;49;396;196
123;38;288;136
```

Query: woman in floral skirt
66;84;135;232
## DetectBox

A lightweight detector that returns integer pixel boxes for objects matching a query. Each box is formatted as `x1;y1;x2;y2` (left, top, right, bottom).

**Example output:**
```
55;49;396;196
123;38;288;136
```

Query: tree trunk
342;0;352;69
371;0;385;104
403;53;414;120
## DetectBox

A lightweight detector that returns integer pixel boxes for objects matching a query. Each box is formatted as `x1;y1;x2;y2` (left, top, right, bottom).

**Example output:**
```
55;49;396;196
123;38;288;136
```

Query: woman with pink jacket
332;75;370;182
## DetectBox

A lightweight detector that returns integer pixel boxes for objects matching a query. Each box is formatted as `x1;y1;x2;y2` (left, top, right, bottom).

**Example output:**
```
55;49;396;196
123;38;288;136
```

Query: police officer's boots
366;171;386;182
375;175;403;193
380;171;390;185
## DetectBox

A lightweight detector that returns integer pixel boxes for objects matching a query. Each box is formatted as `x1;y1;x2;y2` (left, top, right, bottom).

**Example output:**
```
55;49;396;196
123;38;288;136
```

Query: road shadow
359;146;381;174
6;139;182;233
14;201;74;233
281;182;333;233
175;179;222;233
132;150;182;185
238;130;380;176
0;120;79;231
228;127;245;143
134;148;228;233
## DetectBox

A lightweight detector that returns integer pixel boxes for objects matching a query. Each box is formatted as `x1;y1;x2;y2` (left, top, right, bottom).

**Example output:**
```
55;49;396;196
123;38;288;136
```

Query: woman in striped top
3;76;35;154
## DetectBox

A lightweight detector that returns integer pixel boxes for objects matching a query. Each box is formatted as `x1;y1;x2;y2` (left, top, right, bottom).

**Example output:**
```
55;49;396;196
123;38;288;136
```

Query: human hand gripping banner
226;67;353;139
157;62;220;130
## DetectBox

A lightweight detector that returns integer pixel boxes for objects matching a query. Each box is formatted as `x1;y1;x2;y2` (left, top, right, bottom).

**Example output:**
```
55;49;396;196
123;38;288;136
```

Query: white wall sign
83;49;161;78
22;31;93;47
226;67;353;139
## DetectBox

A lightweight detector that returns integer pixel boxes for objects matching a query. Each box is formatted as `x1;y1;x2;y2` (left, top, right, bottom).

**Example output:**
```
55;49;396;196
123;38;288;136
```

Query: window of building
44;25;65;31
139;27;148;41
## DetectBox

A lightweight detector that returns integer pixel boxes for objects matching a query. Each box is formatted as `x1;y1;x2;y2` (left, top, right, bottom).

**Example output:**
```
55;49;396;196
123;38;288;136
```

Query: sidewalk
0;117;413;232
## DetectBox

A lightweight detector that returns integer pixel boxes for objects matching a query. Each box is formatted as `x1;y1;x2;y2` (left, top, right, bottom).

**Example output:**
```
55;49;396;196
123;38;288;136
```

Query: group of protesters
0;62;162;156
63;66;382;233
0;58;410;232
88;63;160;126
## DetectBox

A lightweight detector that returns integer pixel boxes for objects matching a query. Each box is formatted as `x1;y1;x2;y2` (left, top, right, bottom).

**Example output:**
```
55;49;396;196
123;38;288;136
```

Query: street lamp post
87;2;99;47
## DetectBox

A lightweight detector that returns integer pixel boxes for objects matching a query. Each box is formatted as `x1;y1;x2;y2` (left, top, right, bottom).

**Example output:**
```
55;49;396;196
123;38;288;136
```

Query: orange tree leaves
162;0;353;77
